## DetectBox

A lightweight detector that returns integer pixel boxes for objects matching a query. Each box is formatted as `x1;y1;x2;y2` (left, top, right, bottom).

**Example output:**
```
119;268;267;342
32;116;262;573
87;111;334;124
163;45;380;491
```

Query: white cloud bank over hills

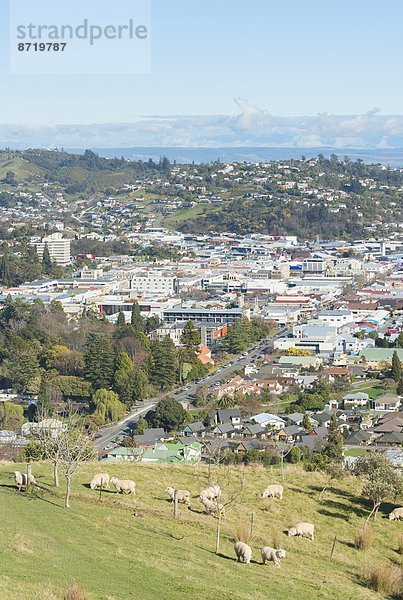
2;99;403;149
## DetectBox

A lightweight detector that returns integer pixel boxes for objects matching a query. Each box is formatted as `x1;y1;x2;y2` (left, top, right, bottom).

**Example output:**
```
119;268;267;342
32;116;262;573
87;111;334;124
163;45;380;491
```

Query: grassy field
0;462;401;600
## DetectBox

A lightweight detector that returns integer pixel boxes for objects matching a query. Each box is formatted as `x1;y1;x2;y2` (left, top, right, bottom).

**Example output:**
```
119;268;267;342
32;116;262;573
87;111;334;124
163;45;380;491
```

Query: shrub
355;524;374;550
362;562;403;597
63;582;91;600
234;522;253;545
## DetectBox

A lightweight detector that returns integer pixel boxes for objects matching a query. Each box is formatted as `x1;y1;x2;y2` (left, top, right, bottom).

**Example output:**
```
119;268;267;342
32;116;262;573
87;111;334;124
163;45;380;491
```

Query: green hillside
0;462;401;600
0;155;45;182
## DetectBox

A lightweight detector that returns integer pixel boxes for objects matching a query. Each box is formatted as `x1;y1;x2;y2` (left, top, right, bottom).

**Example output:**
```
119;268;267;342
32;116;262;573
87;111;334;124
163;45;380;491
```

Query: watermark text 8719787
18;43;67;52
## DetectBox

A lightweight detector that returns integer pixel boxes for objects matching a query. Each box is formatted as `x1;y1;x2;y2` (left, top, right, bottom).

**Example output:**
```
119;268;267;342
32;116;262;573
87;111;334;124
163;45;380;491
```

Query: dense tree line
0;300;209;429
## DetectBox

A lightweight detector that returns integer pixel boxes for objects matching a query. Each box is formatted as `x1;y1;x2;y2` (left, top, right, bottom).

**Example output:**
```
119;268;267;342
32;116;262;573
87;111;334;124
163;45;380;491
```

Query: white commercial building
34;233;71;266
130;271;179;296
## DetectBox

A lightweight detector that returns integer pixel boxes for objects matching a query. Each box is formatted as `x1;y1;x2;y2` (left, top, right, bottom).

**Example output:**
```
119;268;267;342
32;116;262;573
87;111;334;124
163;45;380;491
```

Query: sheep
261;546;287;567
389;507;403;521
234;541;252;564
200;497;225;517
110;477;136;495
13;471;37;491
261;484;284;500
288;522;315;541
165;486;191;506
200;485;222;502
90;473;110;490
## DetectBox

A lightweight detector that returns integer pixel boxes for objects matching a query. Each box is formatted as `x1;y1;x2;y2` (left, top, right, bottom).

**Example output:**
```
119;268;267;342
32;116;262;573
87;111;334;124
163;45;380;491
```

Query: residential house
251;413;286;430
342;392;369;408
183;421;206;438
344;430;373;445
371;394;401;412
242;423;268;439
212;423;237;438
236;440;265;454
215;409;242;429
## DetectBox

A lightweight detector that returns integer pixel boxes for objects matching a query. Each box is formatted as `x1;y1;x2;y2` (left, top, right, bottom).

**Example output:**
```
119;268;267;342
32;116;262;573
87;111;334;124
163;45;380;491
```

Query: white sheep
200;484;222;502
200;497;225;517
13;471;37;491
389;507;403;521
165;486;191;506
234;541;252;564
261;546;287;567
90;473;110;490
288;522;315;541
261;484;284;500
110;477;136;495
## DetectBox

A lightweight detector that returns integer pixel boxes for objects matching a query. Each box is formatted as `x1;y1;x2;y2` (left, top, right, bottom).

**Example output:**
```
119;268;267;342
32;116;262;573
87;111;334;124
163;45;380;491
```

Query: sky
1;0;403;148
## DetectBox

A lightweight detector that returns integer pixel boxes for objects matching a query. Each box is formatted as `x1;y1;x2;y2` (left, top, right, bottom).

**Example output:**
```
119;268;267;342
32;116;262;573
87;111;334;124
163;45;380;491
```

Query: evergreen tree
113;351;134;402
323;414;344;462
134;416;148;435
42;242;52;275
117;311;126;328
131;301;144;334
302;413;312;431
150;336;178;391
180;320;201;361
146;397;187;431
128;367;149;403
397;377;403;396
84;333;115;390
391;350;402;381
0;242;12;286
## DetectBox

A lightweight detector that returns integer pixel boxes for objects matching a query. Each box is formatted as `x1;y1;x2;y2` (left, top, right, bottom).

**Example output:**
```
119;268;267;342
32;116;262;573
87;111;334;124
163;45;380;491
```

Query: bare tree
201;439;228;483
57;418;97;509
275;440;294;481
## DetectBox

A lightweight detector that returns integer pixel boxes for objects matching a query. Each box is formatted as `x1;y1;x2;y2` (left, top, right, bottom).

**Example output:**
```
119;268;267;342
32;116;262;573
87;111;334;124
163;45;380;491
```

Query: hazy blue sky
1;0;403;148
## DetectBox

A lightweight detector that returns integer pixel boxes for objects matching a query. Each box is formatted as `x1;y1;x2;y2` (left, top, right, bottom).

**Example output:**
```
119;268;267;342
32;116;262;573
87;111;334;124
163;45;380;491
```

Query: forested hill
0;149;171;195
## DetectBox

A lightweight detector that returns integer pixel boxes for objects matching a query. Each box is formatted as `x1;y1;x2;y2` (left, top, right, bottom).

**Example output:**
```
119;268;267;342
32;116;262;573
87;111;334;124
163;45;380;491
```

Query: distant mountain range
66;146;403;166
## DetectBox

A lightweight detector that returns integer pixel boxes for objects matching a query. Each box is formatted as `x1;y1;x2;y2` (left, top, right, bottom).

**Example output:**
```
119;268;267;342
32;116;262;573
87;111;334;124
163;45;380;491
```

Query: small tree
354;453;403;522
319;462;346;501
276;441;294;481
57;417;97;509
391;351;402;382
323;414;344;462
302;413;312;431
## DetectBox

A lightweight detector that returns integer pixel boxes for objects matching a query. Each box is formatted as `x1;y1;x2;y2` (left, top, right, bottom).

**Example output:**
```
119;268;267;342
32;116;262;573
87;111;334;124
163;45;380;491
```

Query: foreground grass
0;462;401;599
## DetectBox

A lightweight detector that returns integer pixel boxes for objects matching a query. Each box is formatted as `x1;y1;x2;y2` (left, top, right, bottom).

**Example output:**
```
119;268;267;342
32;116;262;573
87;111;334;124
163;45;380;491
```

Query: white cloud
2;101;403;149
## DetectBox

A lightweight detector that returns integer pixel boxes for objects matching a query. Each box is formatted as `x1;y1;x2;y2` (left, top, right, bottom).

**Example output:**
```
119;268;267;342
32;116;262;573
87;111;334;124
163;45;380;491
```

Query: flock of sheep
13;470;403;567
89;473;136;495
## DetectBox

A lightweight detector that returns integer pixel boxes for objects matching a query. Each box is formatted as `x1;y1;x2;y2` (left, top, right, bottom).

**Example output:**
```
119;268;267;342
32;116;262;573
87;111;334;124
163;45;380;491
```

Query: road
95;328;288;452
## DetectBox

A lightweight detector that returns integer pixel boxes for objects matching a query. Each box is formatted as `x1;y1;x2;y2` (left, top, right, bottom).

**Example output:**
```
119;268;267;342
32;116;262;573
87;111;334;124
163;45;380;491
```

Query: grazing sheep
200;485;222;503
165;486;191;506
234;541;252;564
389;507;403;521
261;546;287;567
200;497;225;517
288;522;315;541
261;484;284;500
13;471;37;491
90;473;110;490
110;477;136;495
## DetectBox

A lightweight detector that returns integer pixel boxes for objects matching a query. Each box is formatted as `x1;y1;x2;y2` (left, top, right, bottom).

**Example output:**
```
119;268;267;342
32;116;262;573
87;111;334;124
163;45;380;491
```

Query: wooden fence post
173;490;179;518
26;463;32;493
330;535;337;559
